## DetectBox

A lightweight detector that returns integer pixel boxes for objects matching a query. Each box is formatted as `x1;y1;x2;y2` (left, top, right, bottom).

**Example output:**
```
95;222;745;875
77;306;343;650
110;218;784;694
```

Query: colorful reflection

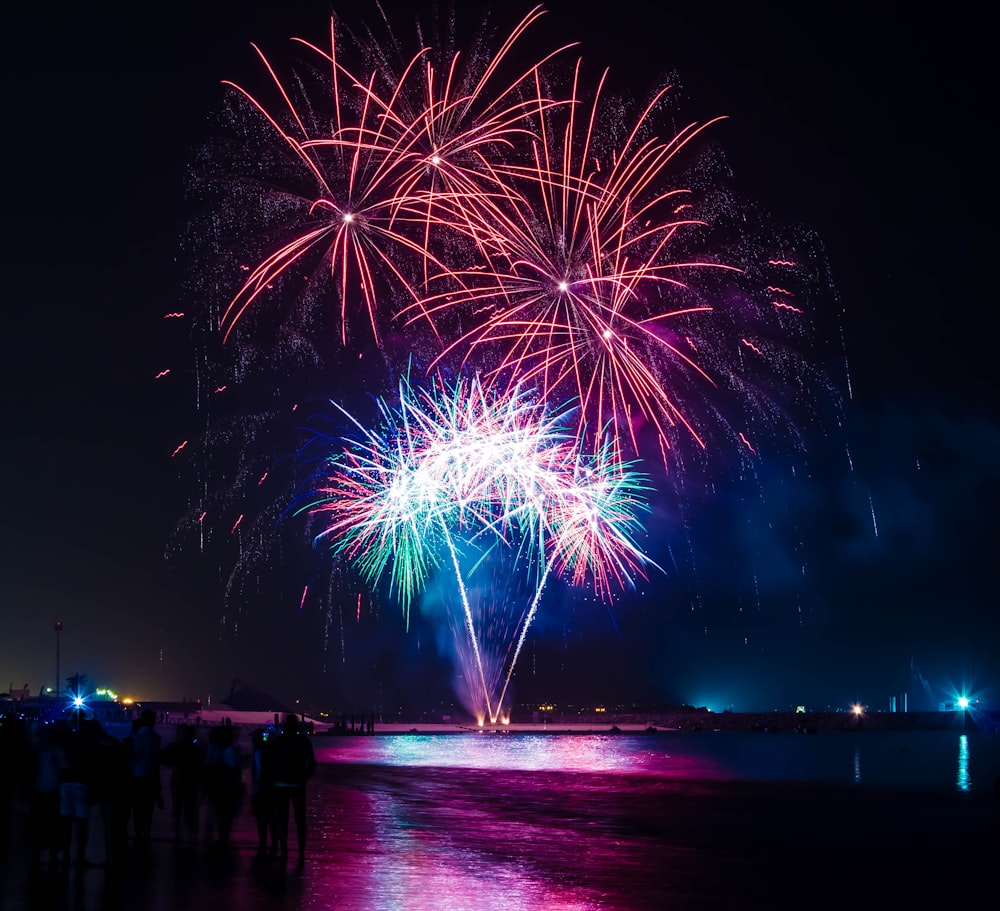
304;786;611;911
316;732;722;777
956;734;971;792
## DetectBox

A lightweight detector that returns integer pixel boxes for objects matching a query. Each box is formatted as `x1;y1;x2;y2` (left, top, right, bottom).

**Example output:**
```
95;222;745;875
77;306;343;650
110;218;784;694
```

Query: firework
301;374;653;720
213;6;755;466
217;6;570;351
394;57;742;459
176;4;835;714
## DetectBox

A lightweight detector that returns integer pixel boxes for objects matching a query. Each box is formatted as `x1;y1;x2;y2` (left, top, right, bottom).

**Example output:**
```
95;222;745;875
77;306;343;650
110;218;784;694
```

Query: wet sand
3;746;999;910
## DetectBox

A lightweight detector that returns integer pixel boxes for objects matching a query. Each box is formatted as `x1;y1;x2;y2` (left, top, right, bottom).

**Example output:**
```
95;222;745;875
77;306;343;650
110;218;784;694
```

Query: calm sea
315;728;1000;791
6;730;999;910
290;730;999;910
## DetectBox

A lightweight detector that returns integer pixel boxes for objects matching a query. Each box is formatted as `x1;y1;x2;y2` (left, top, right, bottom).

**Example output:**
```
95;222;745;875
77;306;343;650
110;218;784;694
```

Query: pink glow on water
7;731;996;910
314;733;724;778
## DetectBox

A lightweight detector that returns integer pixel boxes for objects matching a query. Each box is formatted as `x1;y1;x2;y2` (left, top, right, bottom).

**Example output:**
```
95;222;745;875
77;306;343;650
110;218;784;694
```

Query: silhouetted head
282;714;299;735
140;709;156;728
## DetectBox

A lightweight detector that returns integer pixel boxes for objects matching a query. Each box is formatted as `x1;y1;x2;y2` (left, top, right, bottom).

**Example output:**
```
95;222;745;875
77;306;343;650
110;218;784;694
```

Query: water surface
4;730;998;910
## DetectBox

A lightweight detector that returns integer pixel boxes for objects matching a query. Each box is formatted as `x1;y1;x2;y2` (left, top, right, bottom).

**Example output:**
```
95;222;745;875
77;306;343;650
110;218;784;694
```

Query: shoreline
52;708;995;742
315;709;992;736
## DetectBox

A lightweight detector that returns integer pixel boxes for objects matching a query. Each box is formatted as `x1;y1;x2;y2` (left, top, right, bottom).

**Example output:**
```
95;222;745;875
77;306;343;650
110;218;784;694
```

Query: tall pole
54;620;63;699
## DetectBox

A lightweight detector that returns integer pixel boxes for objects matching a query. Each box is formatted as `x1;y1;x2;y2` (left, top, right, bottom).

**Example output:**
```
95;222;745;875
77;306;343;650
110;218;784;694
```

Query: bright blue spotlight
957;696;969;710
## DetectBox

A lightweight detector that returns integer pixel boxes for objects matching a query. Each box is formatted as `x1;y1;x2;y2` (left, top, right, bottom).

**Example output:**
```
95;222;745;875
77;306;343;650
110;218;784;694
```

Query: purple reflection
5;731;998;910
288;747;711;911
315;732;724;778
305;781;612;911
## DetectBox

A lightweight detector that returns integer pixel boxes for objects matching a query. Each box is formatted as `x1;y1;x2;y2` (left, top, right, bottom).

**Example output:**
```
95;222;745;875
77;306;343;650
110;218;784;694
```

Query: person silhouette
160;724;204;845
79;719;123;866
270;714;316;869
249;728;277;860
202;724;242;846
127;709;162;848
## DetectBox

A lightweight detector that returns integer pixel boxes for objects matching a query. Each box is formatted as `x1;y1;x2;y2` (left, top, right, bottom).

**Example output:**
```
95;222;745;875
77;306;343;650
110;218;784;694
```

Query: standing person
57;720;90;867
160;724;204;845
127;709;162;848
29;722;66;868
249;728;277;861
80;719;123;866
202;724;243;847
0;713;30;854
271;714;316;869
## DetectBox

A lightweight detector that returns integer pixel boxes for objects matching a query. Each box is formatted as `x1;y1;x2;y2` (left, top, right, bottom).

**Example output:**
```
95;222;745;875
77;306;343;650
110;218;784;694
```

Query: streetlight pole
54;620;63;699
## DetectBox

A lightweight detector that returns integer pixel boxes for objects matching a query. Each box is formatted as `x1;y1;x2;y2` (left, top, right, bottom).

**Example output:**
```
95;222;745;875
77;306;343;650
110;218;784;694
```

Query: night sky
2;2;995;715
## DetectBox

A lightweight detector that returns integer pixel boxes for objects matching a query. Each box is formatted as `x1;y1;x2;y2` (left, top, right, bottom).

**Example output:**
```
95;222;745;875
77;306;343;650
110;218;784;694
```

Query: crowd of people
0;709;317;872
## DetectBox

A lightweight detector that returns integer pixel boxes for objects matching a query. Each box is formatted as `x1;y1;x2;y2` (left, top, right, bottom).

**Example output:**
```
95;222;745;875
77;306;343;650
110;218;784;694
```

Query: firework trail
216;5;570;352
206;4;776;467
300;374;653;720
171;4;841;710
402;59;741;459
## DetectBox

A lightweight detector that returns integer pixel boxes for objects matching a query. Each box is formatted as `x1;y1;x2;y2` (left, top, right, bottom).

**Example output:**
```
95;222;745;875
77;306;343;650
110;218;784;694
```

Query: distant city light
851;703;864;717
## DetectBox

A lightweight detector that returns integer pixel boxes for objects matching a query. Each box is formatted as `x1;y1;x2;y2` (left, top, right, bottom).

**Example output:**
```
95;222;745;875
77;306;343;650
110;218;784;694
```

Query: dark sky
1;2;995;715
